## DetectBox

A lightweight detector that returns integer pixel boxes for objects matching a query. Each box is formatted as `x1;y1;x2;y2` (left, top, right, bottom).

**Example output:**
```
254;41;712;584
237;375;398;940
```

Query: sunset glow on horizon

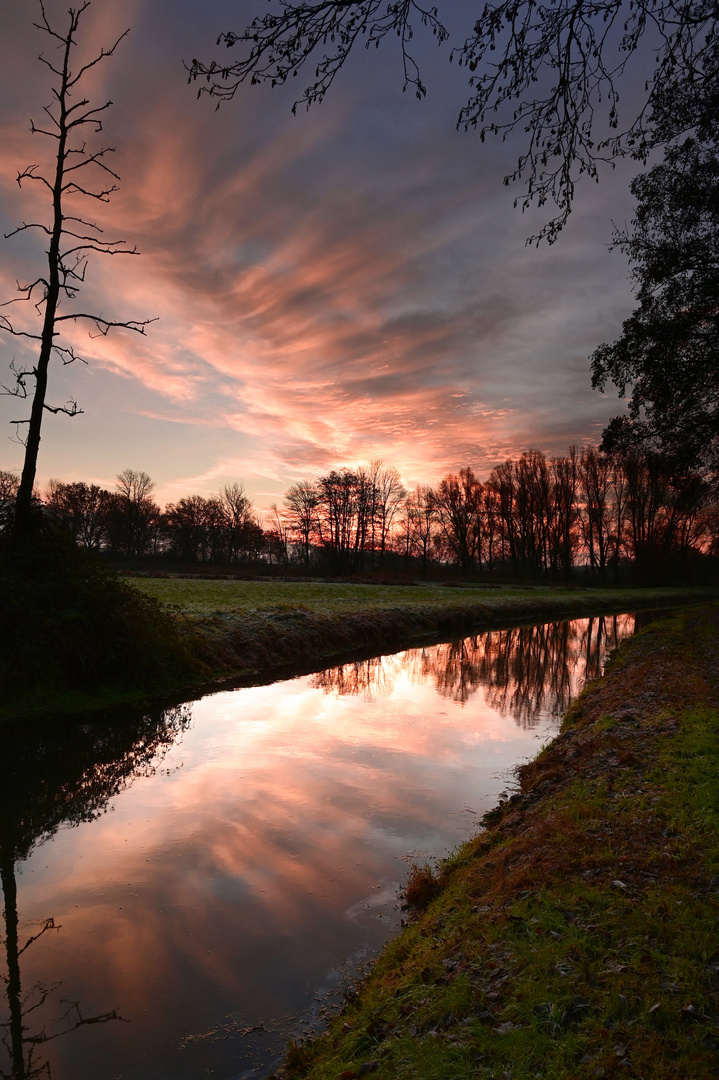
0;0;639;512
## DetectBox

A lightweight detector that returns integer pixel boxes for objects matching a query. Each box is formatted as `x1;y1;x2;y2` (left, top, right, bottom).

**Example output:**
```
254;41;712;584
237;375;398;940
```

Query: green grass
130;577;707;618
271;605;719;1080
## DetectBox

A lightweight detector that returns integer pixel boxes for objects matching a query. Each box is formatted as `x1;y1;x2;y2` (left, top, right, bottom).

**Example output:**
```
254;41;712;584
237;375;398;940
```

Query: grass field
129;577;705;619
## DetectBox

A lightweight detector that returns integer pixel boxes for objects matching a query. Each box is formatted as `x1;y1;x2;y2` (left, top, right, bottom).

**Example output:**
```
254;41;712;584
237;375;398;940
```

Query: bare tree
370;461;406;567
284;479;319;570
108;469;160;557
219;482;255;562
547;449;579;577
578;446;613;581
45;478;111;550
0;2;153;534
314;468;376;573
115;468;155;506
401;484;438;571
266;503;291;570
433;467;484;574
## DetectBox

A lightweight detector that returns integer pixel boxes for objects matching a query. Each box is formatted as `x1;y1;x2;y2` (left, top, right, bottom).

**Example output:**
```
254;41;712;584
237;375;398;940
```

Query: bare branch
51;343;86;366
66;101;114;128
62;213;104;231
30;118;61;139
4;221;52;239
18;919;58;958
62;180;119;202
43;399;83;417
66;28;131;89
63;148;120;179
1;358;35;399
16;165;54;194
0;275;51;308
55;314;157;335
37;999;127;1044
60;238;138;256
35;0;90;45
0;322;43;342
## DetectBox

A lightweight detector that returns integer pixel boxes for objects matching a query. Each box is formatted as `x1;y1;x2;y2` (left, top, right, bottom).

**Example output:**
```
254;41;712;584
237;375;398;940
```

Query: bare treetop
0;1;154;531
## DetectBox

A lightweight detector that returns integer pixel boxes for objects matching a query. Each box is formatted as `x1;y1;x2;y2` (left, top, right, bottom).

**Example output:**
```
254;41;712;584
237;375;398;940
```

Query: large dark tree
189;1;716;240
590;41;719;475
0;2;152;535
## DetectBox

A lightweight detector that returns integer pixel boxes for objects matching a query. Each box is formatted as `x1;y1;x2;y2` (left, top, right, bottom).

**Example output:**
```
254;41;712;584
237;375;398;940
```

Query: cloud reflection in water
1;615;634;1079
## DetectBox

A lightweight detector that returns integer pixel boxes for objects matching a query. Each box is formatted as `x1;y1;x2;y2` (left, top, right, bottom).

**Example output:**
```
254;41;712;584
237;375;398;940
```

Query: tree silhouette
591;137;719;474
0;2;153;534
189;1;716;240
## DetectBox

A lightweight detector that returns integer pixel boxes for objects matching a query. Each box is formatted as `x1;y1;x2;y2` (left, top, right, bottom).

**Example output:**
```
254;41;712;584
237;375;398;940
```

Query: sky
0;0;644;512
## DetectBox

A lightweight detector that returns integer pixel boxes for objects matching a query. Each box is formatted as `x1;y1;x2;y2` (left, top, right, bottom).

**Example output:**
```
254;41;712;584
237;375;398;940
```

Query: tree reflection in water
313;616;635;728
311;655;396;700
0;705;191;1079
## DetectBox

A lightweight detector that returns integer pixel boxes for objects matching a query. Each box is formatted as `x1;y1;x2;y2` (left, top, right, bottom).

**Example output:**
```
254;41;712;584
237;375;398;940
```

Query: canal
0;614;634;1079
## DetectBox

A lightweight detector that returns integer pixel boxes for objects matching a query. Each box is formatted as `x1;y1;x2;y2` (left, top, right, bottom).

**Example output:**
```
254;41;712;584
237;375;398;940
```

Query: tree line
282;450;716;581
1;447;716;581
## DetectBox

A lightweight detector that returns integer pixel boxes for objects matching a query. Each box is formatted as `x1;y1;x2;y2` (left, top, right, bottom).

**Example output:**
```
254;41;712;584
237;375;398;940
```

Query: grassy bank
132;577;707;617
272;604;719;1080
4;565;716;721
130;578;717;688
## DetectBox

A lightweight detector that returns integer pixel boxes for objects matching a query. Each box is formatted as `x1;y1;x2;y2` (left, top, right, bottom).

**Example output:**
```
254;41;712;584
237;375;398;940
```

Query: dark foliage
592;135;719;473
591;35;719;473
0;518;201;701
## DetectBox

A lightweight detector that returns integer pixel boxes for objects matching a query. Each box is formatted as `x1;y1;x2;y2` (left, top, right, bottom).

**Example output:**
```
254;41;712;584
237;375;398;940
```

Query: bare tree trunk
14;26;70;533
1;849;26;1080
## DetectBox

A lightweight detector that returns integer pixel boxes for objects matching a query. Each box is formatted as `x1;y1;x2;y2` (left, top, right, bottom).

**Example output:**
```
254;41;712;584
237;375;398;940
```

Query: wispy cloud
0;0;637;506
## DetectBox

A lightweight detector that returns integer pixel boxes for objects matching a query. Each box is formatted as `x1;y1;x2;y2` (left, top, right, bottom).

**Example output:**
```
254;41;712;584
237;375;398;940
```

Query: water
0;614;634;1079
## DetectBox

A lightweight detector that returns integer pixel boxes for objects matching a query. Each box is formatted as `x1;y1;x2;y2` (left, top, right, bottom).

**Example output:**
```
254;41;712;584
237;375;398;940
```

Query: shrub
401;861;442;913
0;522;202;703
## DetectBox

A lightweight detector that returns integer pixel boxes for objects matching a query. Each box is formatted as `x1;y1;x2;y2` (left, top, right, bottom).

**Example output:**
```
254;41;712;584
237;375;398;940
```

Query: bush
0;522;202;703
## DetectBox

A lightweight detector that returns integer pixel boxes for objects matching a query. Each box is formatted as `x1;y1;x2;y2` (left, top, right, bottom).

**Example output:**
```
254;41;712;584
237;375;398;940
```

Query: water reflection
0;616;634;1080
0;706;190;1079
314;615;632;726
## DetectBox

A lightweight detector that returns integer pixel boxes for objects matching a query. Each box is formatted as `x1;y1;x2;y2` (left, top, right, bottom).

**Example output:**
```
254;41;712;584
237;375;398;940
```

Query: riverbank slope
273;604;719;1079
3;576;716;721
134;579;716;688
